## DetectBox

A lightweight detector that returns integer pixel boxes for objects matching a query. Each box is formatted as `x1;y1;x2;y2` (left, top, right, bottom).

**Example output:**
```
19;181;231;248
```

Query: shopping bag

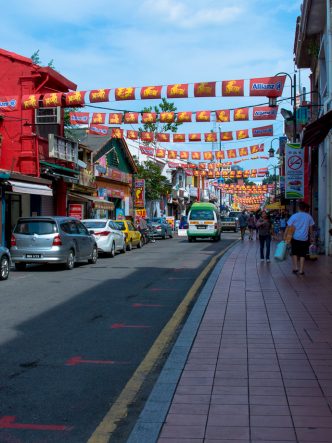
274;241;287;261
309;243;318;260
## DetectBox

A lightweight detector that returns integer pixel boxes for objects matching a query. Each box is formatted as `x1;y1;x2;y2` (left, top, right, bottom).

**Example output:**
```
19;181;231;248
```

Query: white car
82;219;126;257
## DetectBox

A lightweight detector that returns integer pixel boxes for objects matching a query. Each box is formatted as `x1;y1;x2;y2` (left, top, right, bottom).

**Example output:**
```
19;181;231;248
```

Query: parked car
220;216;238;232
146;217;173;239
10;216;98;270
0;246;11;280
112;220;143;250
82;219;126;256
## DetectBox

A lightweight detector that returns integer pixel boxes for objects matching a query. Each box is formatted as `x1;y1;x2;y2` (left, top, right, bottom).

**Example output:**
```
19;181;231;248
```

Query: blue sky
1;0;307;170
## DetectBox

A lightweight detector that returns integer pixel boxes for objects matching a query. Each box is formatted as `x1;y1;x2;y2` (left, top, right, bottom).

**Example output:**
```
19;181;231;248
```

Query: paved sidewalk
128;239;332;443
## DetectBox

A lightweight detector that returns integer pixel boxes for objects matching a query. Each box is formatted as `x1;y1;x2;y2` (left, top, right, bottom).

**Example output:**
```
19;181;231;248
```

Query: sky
1;0;308;172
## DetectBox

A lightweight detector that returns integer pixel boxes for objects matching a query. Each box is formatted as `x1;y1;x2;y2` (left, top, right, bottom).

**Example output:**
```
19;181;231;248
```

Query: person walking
238;210;248;240
286;202;315;275
247;212;256;240
279;212;287;240
256;210;273;262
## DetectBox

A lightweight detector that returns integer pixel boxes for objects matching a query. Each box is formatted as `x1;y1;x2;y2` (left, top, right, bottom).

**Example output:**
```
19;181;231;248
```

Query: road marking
132;303;164;308
0;416;73;432
88;241;236;443
110;323;150;329
65;356;129;366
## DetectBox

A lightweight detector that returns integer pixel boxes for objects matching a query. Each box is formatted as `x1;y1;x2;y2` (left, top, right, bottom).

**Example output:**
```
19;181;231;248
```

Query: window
77;222;89;235
83;221;107;229
15;220;57;235
190;210;214;221
61;222;78;234
114;221;125;231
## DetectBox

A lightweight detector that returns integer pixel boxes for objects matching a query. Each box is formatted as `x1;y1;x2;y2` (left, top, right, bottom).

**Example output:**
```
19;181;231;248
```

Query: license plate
197;226;206;229
26;254;41;258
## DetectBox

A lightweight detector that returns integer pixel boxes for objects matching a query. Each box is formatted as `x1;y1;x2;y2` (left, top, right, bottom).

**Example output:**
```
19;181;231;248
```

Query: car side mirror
89;230;95;235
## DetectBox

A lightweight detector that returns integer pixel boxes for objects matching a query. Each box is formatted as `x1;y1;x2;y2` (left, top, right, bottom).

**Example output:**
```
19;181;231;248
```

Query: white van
187;202;221;242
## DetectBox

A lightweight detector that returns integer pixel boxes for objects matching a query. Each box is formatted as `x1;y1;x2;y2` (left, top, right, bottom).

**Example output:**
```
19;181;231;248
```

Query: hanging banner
135;179;145;208
22;94;40;109
142;112;157;123
0;96;18;111
196;110;211;122
249;75;286;97
65;91;86;106
109;113;123;124
160;112;175;123
215;151;225;160
216;109;230;122
156;133;170;142
124;112;139;124
140;86;162;100
239;147;249;157
236;129;249;140
189;133;201;142
92;113;106;124
177;111;192;122
203;151;213;160
173;134;186;142
89;124;109;136
234;108;249;121
222;80;244;96
111;128;123;138
220;131;233;141
191;152;201;160
126;130;139;140
285;143;304;199
194;82;216;97
167;83;189;98
227;149;237;159
252;124;273;137
204;133;217;142
167;150;177;159
156;148;166;158
139;145;154;156
70;112;90;125
89;89;110;103
43;92;62;107
140;131;154;142
253;106;278;120
115;87;135;101
179;151;189;160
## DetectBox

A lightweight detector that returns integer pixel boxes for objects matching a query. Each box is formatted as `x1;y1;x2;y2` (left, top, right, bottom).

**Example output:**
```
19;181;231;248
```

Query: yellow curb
87;240;237;443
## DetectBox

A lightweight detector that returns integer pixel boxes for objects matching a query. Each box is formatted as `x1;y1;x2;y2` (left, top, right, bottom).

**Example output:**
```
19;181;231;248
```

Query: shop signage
116;208;125;220
68;203;84;220
134;179;145;208
135;209;146;218
285;143;304;199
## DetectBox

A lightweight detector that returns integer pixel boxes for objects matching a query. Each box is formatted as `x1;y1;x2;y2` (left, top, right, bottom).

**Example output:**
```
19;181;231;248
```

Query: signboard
116;208;125;220
135;209;147;218
285;143;304;199
134;179;145;208
68;203;84;220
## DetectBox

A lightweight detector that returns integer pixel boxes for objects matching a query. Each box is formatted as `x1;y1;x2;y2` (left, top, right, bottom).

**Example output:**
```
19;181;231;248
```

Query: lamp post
218;125;223;211
274;72;297;143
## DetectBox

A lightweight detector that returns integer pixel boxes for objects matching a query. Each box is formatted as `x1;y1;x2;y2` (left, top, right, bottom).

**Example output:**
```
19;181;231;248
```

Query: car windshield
229;212;241;218
151;218;164;223
221;217;234;221
189;210;214;221
114;222;125;230
83;221;107;229
14;220;57;235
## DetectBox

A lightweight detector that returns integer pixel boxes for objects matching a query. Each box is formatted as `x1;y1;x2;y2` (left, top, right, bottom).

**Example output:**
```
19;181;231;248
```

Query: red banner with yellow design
196;110;211;122
109;113;123;124
189;133;201;142
127;130;139;140
22;94;40;109
89;89;110;103
115;87;135;101
204;133;217;142
234;108;249;121
173;134;186;142
160;112;175;123
65;91;86;106
124;112;139;124
177;112;192;122
140;131;154;142
155;148;166;158
194;82;216;97
216;109;230;123
43;92;62;107
236;129;249;140
156;133;170;142
142;112;157;123
92;113;106;124
167;83;189;98
222;80;244;96
140;86;162;100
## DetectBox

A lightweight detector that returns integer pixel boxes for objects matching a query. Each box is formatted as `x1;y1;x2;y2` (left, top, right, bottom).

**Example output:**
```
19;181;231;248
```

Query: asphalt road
0;233;237;443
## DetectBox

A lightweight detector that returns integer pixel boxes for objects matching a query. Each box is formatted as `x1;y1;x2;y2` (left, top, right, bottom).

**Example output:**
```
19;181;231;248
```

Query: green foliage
138;98;182;144
31;50;41;64
262;174;278;185
135;159;172;201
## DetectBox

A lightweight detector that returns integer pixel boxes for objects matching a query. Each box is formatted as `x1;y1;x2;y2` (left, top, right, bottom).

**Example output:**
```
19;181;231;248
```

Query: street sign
285;143;304;199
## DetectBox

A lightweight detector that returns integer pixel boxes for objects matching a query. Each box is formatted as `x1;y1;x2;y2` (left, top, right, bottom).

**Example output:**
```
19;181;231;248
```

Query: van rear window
190;210;214;221
15;220;57;235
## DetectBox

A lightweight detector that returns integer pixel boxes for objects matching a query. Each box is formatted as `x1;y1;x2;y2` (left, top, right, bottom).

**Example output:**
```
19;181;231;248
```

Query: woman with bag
247;212;256;240
256;211;273;262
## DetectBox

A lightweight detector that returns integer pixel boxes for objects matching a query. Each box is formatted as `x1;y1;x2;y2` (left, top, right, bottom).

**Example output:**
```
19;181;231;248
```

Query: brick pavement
128;239;332;443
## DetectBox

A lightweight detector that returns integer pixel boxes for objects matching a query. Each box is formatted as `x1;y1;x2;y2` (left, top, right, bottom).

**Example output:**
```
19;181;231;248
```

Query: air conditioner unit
35;107;61;125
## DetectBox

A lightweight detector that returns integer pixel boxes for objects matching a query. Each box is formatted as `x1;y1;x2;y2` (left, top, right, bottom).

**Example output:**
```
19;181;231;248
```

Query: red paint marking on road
132;303;164;308
110;323;150;329
0;416;73;432
65;356;129;366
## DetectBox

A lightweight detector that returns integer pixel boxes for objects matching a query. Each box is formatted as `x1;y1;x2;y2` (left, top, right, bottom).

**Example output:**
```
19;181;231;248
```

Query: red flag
208;162;216;169
65;91;86;106
124;112;139;124
89;89;110;103
160;112;175;123
115;87;135;101
199;162;206;169
194;82;216;97
180;151;189;159
92;113;106;124
43;92;62;107
253;106;278;120
140;131;154;142
239;147;249;157
196;111;211;122
177;112;192;122
215;151;225;160
167;83;189;98
220;131;233;141
156;133;170;142
216;109;230;122
167;150;177;159
69;112;89;125
249;76;286;97
236;129;249;140
227;149;237;159
140;86;162;100
204;133;217;142
109;113;123;124
89;124;109;136
189;133;201;142
127;130;139;140
234;108;249;121
250;144;260;154
191;152;201;160
222;80;244;96
258;143;265;152
111;128;123;138
203;151;213;160
142;112;157;123
173;134;186;142
252;125;273;137
155;148;166;158
22;94;40;109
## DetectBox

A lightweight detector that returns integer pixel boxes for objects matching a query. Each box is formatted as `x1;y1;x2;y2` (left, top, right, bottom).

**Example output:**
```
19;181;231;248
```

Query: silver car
10;216;98;270
0;246;11;280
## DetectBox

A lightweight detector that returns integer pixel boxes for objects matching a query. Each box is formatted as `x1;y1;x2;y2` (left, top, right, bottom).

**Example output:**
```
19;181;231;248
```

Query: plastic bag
274;240;287;261
309;243;318;260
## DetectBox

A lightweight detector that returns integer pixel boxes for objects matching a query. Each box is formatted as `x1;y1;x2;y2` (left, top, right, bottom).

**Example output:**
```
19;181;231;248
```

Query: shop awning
68;192;114;210
8;180;53;196
301;109;332;147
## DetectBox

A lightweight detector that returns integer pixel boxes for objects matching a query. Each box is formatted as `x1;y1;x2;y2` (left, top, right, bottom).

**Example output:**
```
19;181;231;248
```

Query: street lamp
274;72;297;143
268;137;280;158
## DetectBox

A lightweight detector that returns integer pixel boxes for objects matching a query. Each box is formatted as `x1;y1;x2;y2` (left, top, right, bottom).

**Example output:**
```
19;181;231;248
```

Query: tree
135;159;172;201
262;174;278;185
30;50;56;70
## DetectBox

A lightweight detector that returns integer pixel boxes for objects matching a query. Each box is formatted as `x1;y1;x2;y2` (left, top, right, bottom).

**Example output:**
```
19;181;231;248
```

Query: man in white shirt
287;202;315;275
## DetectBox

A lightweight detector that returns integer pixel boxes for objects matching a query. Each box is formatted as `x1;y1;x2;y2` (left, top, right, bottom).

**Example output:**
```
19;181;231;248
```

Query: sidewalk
128;239;332;443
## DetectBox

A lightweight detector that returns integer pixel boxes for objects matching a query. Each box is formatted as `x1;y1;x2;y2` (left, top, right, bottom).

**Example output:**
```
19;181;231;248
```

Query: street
0;234;237;443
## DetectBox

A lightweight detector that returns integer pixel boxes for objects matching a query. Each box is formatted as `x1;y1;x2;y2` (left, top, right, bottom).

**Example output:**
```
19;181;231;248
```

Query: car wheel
188;237;193;243
126;241;132;251
137;238;143;248
109;242;115;258
0;255;10;280
65;250;75;270
15;263;26;271
89;246;98;264
120;241;126;253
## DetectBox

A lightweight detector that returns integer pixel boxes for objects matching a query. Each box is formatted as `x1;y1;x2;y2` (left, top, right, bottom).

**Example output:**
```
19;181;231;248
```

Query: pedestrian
279;212;287;240
238;210;248;240
286;202;315;275
247;212;256;240
256;210;273;262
